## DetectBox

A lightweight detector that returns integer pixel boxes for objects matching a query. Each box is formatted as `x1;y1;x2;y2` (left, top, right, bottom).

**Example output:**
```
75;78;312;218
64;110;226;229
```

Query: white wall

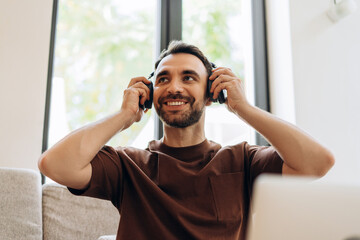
266;0;360;181
0;0;53;170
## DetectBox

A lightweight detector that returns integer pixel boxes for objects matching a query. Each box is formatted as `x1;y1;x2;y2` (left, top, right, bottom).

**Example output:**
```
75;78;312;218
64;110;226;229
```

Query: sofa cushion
42;183;119;240
0;167;42;240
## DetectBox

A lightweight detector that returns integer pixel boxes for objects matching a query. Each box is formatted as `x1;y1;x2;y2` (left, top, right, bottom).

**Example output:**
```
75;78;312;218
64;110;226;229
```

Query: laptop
246;174;360;240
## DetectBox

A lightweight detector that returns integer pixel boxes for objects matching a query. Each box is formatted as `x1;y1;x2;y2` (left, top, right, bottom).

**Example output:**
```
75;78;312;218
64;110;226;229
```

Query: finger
128;76;151;88
124;86;148;105
213;78;243;99
213;67;235;77
210;74;233;93
212;81;231;99
209;67;235;80
137;88;149;105
131;82;151;100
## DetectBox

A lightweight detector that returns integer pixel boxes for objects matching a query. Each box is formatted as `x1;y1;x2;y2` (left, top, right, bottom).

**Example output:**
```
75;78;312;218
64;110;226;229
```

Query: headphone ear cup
207;63;226;104
144;82;153;109
140;82;153;110
207;77;212;100
207;75;226;104
207;76;216;102
217;90;226;104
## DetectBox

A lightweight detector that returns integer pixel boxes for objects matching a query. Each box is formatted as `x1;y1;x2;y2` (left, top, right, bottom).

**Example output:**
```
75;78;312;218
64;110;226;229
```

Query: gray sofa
0;167;119;240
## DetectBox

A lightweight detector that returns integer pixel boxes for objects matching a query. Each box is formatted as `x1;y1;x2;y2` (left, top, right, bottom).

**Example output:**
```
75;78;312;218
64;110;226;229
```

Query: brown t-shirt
69;139;283;240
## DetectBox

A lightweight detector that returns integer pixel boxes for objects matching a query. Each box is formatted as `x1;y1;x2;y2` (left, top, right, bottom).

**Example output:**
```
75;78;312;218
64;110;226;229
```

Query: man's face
153;53;209;128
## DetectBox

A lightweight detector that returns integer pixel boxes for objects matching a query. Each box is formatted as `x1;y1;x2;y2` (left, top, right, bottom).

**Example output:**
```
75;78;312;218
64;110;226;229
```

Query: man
38;41;334;240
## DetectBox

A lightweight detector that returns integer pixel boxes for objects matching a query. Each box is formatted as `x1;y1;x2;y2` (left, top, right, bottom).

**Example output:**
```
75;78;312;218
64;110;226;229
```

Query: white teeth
167;102;185;106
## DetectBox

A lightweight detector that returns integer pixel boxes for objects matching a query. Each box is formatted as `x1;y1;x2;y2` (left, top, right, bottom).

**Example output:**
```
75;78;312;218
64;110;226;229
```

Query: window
48;0;156;150
44;0;268;182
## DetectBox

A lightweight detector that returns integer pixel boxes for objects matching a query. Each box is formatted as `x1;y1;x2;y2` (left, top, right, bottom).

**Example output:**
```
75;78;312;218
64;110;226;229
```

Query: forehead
155;53;207;76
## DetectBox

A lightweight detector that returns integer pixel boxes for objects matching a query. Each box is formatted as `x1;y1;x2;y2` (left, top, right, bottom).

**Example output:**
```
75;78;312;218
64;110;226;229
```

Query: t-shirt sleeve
67;145;123;208
245;143;283;195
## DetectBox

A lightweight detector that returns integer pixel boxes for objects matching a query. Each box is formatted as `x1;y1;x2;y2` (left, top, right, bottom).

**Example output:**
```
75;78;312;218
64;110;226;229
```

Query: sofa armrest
0;167;42;240
42;183;119;240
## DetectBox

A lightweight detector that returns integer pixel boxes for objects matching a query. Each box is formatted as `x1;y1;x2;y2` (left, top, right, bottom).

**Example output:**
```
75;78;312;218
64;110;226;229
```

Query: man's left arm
209;67;335;177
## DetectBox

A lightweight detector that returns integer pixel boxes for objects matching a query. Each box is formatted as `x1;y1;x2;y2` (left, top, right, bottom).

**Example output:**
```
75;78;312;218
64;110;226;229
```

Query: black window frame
251;0;270;146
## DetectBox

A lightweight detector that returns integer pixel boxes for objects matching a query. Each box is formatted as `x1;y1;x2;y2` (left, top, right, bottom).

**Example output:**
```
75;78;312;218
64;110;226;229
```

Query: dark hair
154;40;213;77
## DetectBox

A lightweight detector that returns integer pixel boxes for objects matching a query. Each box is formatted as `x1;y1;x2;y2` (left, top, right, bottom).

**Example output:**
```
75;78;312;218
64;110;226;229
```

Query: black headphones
208;63;226;104
140;63;226;110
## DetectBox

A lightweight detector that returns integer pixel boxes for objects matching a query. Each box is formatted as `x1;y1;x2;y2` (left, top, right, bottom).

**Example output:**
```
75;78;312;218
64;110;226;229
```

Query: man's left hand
209;67;250;115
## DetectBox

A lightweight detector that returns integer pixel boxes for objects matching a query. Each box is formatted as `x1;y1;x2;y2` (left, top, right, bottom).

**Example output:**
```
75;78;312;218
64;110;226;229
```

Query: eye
157;77;168;84
183;76;195;81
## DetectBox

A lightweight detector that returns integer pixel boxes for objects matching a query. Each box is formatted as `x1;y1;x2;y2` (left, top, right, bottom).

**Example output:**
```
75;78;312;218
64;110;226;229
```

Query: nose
167;79;184;94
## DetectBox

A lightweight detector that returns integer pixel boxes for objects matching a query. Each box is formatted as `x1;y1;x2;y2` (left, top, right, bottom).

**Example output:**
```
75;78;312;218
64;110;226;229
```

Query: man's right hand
120;77;152;129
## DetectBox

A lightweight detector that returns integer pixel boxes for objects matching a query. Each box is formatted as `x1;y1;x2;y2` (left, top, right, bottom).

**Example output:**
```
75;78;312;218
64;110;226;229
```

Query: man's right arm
38;77;151;190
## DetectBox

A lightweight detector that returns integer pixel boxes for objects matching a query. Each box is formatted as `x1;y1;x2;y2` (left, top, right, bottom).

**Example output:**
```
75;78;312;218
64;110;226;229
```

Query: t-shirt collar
148;139;218;162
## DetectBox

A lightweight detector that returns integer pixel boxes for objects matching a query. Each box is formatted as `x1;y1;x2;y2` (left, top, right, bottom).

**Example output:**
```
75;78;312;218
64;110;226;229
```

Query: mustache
158;93;194;105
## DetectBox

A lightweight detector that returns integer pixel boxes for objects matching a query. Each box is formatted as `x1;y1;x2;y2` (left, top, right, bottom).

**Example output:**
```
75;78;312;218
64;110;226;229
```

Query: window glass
49;0;156;149
182;0;256;145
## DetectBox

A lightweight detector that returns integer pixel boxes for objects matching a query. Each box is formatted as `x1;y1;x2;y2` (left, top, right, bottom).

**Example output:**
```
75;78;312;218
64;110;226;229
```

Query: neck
161;114;206;147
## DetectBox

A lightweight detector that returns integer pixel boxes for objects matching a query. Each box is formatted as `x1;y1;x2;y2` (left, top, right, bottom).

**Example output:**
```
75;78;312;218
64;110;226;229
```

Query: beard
155;93;206;128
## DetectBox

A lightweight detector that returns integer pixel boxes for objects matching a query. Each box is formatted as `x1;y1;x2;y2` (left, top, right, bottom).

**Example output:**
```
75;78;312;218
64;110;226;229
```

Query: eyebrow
156;70;169;79
182;70;200;79
155;69;200;79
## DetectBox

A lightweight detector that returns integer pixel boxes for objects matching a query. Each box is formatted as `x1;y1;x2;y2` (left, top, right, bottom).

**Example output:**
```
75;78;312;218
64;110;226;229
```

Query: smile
166;101;186;106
